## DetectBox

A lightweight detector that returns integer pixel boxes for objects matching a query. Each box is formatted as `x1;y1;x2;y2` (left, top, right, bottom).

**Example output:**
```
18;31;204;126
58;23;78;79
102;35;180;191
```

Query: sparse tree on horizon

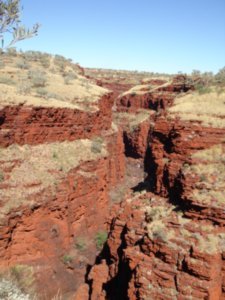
215;66;225;84
0;0;39;49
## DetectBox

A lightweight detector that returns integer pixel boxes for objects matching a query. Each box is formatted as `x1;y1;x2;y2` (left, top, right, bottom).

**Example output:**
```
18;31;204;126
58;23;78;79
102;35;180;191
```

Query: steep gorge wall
0;91;126;298
0;92;113;147
148;117;225;197
116;75;193;113
88;80;225;300
1;74;225;299
0;158;108;297
89;192;224;300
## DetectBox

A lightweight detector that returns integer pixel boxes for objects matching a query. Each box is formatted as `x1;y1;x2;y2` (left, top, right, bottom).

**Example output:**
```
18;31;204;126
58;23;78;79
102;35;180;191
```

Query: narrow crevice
0;115;5;126
167;171;190;211
86;224;132;300
104;225;132;300
123;132;141;159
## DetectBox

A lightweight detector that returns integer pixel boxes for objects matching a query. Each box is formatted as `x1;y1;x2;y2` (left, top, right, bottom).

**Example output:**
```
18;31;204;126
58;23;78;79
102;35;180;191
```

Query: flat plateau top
168;91;225;128
0;53;108;111
0;138;107;218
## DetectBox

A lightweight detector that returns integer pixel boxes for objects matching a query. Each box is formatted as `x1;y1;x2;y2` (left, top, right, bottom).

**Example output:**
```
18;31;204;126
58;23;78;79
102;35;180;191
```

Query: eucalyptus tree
0;0;39;49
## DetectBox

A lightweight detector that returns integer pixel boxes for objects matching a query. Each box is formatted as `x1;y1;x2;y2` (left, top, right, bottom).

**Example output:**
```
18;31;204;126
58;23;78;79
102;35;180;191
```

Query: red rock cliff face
0;84;126;298
116;75;193;113
0;126;125;298
88;84;225;299
1;73;225;300
96;80;133;98
105;127;126;186
89;193;224;300
123;119;151;159
0;158;108;297
148;117;225;198
0;92;113;147
89;129;225;299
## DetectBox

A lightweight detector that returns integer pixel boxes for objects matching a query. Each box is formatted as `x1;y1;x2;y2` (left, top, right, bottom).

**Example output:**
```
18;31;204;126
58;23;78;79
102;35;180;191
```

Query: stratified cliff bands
88;76;225;300
0;65;224;300
0;92;113;147
0;86;125;298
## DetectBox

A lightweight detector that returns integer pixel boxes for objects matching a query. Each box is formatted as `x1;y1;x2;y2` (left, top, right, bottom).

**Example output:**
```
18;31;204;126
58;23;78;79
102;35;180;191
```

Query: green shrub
39;56;51;68
47;92;63;100
62;254;73;265
36;87;48;98
28;69;47;88
0;171;4;182
17;82;32;95
200;174;207;182
91;137;103;154
0;60;5;69
23;50;43;62
215;66;225;84
54;55;67;72
6;47;17;56
152;228;168;242
63;71;77;85
95;231;108;250
194;83;212;95
10;264;35;294
75;237;87;251
52;151;58;159
16;59;30;69
0;75;16;85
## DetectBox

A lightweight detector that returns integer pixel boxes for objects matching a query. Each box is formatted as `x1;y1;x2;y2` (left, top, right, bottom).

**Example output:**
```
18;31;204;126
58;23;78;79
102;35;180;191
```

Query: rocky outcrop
179;143;225;226
0;125;125;298
113;110;155;159
88;85;225;300
95;80;133;98
104;126;126;186
123;118;152;159
117;75;193;113
0;76;125;299
0;157;109;298
89;192;225;300
148;117;225;197
0;92;113;147
1;67;224;300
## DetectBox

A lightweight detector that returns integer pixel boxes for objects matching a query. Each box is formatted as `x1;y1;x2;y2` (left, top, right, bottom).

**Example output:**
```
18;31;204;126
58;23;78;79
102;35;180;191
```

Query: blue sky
16;0;225;74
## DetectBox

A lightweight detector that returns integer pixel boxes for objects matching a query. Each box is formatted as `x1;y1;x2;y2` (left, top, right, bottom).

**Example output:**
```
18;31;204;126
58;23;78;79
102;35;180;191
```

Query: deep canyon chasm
0;74;225;300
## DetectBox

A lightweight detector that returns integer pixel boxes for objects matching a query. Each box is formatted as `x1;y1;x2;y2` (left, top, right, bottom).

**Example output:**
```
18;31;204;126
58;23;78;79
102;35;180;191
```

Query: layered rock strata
88;89;225;300
89;193;225;300
117;75;193;113
0;92;113;147
0;85;125;298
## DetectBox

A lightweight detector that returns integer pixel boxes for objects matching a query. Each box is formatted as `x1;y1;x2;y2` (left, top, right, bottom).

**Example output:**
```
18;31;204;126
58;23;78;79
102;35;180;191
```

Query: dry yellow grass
0;139;108;218
168;91;225;128
192;143;225;161
182;144;225;206
145;205;175;242
85;68;172;86
194;234;220;254
142;197;224;253
114;109;151;129
0;53;108;111
141;76;168;84
120;79;172;97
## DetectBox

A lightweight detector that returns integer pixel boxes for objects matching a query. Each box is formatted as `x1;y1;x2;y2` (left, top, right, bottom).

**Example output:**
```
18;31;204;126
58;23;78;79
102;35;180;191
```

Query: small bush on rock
91;137;103;154
95;231;107;250
28;69;47;88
